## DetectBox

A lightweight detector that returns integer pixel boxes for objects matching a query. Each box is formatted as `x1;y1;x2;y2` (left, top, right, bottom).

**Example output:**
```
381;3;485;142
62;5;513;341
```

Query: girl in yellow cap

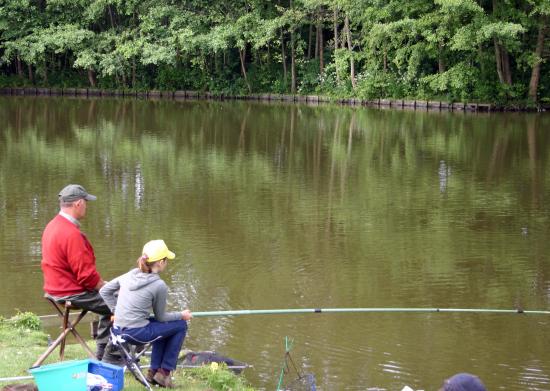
100;240;192;388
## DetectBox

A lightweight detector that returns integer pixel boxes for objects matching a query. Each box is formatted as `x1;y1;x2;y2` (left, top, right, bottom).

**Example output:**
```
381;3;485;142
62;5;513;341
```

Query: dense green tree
0;0;548;103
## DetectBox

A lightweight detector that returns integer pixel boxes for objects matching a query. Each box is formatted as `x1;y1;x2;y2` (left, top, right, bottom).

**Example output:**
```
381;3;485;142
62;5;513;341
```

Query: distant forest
0;1;549;104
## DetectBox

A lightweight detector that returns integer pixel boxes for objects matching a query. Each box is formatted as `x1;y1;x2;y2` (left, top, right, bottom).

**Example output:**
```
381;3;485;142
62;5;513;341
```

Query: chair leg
59;305;70;360
67;311;96;359
33;326;74;367
33;305;95;367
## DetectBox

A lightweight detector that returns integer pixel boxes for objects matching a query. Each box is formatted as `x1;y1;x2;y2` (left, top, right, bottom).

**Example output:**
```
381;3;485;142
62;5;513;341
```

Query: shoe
146;369;157;384
153;370;175;388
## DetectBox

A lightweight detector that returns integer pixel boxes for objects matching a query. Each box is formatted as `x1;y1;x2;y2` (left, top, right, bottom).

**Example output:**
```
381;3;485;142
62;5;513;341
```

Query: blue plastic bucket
29;359;89;391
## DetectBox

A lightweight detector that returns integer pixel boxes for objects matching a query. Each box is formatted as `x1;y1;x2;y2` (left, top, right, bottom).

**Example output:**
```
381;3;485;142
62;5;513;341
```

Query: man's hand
94;279;106;290
181;309;193;321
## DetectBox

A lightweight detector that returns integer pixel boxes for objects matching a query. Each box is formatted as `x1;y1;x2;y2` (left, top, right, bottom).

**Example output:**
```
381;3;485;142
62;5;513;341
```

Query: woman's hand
181;309;193;321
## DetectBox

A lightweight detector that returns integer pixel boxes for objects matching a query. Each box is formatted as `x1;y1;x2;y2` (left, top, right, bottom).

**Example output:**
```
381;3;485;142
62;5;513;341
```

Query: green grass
0;313;255;391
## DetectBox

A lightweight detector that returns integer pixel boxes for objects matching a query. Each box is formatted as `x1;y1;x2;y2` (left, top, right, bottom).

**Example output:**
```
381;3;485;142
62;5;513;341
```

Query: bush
0;74;31;87
297;60;322;95
356;71;402;100
247;63;281;94
7;311;42;331
156;65;205;90
419;62;478;101
190;363;254;391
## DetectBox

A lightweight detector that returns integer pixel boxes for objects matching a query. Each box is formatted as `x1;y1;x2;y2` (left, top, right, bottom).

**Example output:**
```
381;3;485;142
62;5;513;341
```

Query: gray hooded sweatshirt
100;268;181;329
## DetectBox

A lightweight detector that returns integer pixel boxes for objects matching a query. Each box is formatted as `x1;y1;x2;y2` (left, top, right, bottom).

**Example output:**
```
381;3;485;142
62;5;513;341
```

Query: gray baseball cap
58;184;97;202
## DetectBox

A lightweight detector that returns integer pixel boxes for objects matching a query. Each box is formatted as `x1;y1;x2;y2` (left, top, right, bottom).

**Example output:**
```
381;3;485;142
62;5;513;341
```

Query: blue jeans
118;319;187;371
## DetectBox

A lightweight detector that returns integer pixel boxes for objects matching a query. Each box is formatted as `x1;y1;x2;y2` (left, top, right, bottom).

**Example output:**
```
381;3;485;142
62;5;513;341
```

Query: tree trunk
291;28;296;93
308;24;313;59
494;39;513;84
315;21;319;59
108;5;116;29
492;0;512;85
28;64;34;84
239;47;252;93
132;58;136;88
88;69;97;87
291;0;296;93
528;18;547;101
501;46;512;84
333;7;339;51
344;14;356;89
42;56;48;84
494;38;505;83
281;29;287;86
16;56;23;77
333;7;340;84
318;20;324;74
383;47;388;72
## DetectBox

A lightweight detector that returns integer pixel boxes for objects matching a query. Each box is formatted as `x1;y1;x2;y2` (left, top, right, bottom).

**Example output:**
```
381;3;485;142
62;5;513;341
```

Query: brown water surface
1;96;550;390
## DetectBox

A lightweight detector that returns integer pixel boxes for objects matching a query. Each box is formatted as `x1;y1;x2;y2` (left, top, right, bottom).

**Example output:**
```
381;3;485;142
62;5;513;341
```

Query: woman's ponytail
137;254;152;273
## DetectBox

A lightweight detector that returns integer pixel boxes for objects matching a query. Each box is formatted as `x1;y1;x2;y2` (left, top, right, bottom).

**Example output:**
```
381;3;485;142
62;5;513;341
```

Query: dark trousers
119;319;187;371
47;291;112;347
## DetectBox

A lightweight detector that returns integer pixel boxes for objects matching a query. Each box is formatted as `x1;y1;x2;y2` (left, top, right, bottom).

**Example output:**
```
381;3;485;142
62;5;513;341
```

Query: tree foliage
0;0;548;103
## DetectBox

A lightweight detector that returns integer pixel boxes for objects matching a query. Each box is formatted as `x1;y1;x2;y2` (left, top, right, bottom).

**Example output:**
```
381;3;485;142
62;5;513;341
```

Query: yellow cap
142;240;176;263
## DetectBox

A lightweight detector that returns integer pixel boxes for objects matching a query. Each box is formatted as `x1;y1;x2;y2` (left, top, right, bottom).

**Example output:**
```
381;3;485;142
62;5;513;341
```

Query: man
41;184;116;361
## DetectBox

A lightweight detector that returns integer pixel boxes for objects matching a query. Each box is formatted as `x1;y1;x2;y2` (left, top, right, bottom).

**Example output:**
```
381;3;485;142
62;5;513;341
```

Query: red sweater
41;214;101;296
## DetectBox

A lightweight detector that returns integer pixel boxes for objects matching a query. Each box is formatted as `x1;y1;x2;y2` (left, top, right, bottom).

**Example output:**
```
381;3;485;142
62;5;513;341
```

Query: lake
1;96;549;390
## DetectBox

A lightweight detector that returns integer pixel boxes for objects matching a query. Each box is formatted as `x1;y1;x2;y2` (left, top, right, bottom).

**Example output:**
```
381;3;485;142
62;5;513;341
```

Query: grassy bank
0;312;255;391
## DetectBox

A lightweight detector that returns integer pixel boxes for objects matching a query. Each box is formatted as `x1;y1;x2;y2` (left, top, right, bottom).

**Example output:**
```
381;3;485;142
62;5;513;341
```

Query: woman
100;239;192;388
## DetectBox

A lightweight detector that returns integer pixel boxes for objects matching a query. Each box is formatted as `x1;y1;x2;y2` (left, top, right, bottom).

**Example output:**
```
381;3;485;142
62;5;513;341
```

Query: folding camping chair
109;327;161;391
33;295;96;367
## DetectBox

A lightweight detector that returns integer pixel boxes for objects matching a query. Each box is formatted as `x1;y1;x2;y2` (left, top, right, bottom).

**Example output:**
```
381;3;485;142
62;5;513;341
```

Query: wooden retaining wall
0;87;545;112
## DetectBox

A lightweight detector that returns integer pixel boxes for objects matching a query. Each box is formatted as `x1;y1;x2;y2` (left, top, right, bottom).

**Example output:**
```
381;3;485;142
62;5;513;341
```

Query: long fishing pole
37;306;550;321
191;307;550;317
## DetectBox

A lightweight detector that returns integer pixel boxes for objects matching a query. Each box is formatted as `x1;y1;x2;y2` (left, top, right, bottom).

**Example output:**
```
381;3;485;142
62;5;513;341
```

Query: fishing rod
37;306;550;321
191;307;550;317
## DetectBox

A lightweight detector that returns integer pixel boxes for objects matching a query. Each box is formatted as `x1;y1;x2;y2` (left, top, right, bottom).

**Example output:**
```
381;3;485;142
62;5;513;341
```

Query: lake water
1;96;550;390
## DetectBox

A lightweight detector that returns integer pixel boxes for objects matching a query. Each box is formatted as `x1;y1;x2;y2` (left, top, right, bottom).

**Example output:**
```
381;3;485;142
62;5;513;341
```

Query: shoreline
2;87;547;113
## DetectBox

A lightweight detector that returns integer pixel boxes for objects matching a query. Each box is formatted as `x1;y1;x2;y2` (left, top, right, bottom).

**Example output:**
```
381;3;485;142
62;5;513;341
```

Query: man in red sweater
41;184;114;360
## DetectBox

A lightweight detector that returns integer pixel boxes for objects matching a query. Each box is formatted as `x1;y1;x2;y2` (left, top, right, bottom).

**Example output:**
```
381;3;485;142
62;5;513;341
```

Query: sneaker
153;370;175;388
